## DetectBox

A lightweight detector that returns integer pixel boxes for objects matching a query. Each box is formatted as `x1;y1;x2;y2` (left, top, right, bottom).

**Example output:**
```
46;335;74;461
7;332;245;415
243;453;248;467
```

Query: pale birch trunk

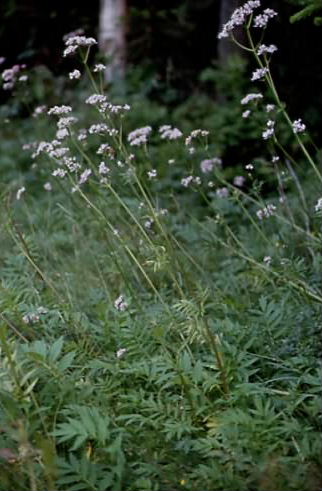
218;0;243;64
98;0;126;83
217;0;244;102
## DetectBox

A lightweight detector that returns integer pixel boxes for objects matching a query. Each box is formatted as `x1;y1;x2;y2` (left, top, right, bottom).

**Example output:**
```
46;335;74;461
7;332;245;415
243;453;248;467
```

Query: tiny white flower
256;203;276;220
216;187;229;198
233;175;245;187
241;92;263;105
116;348;127;359
315;197;322;212
257;44;278;56
263;256;272;266
251;68;269;82
93;63;106;72
99;162;110;175
292;118;306;134
147;169;157;179
114;295;128;311
44;182;52;191
69;69;81;80
79;168;92;185
16;186;25;200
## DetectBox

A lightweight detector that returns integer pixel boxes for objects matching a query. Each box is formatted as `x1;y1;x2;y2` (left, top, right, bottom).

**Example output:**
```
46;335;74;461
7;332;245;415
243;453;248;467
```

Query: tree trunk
99;0;126;83
218;0;243;64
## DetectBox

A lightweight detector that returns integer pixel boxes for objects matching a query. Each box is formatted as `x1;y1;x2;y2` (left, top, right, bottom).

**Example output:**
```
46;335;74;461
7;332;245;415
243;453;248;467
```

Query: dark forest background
1;0;322;137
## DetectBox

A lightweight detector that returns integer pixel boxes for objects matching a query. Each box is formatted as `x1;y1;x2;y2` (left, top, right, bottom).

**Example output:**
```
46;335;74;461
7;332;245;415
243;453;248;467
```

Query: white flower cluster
257;44;278;56
79;168;92;185
116;348;127;359
185;129;209;146
77;129;88;141
85;94;107;106
253;8;277;28
181;175;201;187
266;104;275;112
57;116;78;129
233;176;245;187
88;123;109;134
241;92;263;105
69;69;81;80
48;105;72;116
242;110;251;118
31;141;54;158
49;147;70;159
262;120;275;140
56;128;69;140
127;126;152;146
63;156;81;173
218;0;261;39
292;118;306;134
52;168;67;178
256;203;276;220
147;169;157;179
315;197;322;212
99;162;110;175
263;256;272;266
159;125;183;140
93;64;106;72
2;63;26;90
251;68;269;81
200;157;222;174
85;93;130;115
32;105;47;118
114;295;128;311
216;187;229;198
63;35;97;57
97;143;113;155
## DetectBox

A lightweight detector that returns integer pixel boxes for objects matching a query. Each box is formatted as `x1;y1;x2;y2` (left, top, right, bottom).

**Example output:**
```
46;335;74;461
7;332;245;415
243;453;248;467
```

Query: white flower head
116;348;127;359
48;105;72;116
98;162;110;175
251;68;269;82
69;69;81;80
200;157;222;174
253;8;278;28
292;118;306;134
233;176;245;187
256;203;276;220
127;126;152;146
257;44;278;56
147;169;157;179
218;1;261;39
93;63;106;72
241;92;263;105
315;197;322;212
216;187;229;198
79;168;92;185
159;125;183;140
114;295;128;311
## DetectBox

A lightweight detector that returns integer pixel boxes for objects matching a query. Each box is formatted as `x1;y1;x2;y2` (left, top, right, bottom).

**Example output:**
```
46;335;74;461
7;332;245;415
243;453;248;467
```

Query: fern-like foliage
289;0;322;24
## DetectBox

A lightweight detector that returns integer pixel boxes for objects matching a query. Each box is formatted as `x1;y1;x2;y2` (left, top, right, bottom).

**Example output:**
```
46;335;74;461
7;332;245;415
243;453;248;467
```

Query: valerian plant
0;2;321;490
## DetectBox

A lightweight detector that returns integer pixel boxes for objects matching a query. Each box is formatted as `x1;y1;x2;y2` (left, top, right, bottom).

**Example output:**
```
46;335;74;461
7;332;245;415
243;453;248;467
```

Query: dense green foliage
0;2;322;491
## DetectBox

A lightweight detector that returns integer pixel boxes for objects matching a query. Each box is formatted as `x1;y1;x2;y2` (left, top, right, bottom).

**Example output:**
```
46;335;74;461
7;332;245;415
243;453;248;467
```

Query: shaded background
1;0;322;135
